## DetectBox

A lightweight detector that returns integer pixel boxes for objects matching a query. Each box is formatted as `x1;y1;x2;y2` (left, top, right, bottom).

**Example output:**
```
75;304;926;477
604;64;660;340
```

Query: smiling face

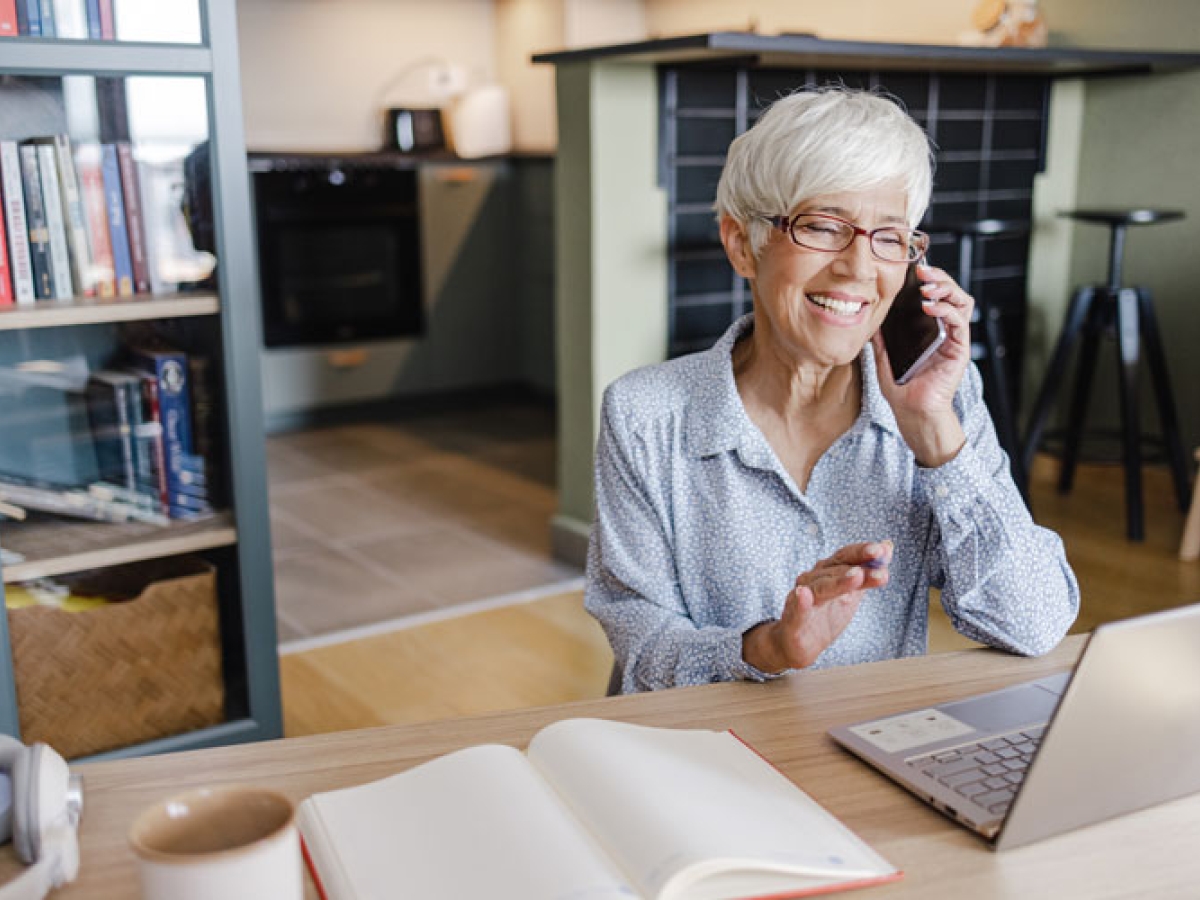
726;186;912;371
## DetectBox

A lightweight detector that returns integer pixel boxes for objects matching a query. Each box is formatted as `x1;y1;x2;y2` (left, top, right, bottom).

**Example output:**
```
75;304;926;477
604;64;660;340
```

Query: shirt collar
683;313;900;460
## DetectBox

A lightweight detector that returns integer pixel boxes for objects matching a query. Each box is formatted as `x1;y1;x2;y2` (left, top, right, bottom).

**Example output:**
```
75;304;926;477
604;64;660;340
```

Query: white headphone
0;736;82;900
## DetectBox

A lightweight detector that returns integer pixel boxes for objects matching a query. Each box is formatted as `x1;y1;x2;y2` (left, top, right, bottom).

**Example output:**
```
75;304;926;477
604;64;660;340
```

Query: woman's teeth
808;294;864;317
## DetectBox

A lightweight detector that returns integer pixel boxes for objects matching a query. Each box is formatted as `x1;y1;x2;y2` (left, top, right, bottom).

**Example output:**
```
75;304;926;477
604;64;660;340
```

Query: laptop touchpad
940;684;1060;732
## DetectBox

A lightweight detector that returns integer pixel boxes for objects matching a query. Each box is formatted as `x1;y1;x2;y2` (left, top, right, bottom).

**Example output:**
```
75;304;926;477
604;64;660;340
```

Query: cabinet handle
434;167;478;184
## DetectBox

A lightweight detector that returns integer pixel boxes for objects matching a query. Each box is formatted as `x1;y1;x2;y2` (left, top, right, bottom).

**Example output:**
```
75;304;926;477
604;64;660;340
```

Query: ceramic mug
129;785;302;900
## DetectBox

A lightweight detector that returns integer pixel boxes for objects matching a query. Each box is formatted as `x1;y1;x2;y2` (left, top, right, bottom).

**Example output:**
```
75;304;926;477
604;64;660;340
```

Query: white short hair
714;87;934;256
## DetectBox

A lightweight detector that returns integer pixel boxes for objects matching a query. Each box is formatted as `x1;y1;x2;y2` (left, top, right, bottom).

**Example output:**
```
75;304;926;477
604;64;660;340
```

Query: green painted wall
552;61;667;550
1036;0;1200;452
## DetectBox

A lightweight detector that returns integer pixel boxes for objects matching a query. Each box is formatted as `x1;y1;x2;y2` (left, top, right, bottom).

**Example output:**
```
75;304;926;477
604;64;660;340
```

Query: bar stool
927;218;1029;499
1022;208;1192;541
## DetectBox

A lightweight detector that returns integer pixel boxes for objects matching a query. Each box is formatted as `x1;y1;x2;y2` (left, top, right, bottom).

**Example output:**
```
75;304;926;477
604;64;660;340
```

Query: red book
96;0;111;38
74;144;116;298
0;180;12;306
115;142;151;294
0;0;17;37
138;372;170;514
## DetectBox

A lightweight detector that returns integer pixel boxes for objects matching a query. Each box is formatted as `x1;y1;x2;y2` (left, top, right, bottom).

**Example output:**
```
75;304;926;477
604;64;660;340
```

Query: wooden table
16;636;1200;898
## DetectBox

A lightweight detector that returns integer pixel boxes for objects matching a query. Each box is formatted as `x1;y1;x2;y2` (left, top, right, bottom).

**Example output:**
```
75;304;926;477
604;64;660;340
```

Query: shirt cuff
916;440;995;513
725;622;789;683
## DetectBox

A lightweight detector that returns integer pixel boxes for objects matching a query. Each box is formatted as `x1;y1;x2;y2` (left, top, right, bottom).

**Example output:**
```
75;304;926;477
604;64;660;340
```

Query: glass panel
0;0;202;43
0;75;214;302
0;320;227;520
0;73;224;520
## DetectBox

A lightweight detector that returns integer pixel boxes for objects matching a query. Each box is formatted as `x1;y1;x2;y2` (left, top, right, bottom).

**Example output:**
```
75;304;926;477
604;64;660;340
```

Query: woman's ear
720;215;758;280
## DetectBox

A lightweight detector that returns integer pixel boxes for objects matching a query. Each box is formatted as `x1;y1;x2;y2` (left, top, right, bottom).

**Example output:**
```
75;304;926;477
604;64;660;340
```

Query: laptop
828;603;1200;850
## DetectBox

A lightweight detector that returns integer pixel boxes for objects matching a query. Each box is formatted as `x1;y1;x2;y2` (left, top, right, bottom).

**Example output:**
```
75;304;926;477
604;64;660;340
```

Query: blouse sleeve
919;364;1080;654
584;384;775;692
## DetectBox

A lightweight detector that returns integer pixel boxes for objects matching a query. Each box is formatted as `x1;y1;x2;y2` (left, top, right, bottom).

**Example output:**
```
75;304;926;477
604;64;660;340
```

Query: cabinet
0;0;282;758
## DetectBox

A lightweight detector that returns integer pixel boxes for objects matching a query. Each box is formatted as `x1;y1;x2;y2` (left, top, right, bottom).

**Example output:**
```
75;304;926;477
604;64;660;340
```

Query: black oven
250;153;424;348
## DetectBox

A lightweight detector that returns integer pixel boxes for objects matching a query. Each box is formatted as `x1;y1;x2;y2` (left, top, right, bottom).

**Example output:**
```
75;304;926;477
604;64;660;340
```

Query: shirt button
935;484;950;498
806;524;819;536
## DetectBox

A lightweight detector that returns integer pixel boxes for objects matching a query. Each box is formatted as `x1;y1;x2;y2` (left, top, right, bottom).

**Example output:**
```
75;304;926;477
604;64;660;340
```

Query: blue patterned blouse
585;314;1079;693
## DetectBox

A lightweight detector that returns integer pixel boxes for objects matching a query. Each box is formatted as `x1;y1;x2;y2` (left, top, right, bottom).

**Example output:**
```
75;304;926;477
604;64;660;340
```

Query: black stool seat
1061;209;1184;227
925;218;1030;500
1024;208;1191;540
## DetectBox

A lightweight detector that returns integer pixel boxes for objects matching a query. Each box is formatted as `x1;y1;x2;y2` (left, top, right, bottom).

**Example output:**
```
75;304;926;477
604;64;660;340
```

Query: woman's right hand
742;541;892;673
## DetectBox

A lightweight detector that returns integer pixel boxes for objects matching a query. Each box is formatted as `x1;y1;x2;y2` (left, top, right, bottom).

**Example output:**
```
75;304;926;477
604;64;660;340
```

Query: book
95;0;111;39
83;0;98;39
0;142;34;304
99;143;134;297
51;134;96;297
0;0;17;36
73;143;115;297
84;370;138;492
186;352;221;506
15;0;39;36
137;371;169;513
114;141;150;293
298;718;901;900
0;181;12;306
34;142;74;301
129;347;196;519
35;0;52;36
18;144;53;301
0;475;163;525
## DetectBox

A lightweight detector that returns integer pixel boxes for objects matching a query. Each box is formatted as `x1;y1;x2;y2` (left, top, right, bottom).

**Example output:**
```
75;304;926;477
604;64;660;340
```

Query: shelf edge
0;294;220;331
2;526;238;582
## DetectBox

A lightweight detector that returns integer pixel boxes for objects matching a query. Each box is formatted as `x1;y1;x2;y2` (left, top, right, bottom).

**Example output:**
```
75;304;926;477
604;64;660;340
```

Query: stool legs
1136;287;1193;512
1115;288;1144;541
1057;291;1107;495
1022;285;1096;477
1023;281;1179;542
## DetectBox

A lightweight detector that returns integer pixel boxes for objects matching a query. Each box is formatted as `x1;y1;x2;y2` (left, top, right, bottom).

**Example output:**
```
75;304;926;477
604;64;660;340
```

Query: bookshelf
0;0;283;759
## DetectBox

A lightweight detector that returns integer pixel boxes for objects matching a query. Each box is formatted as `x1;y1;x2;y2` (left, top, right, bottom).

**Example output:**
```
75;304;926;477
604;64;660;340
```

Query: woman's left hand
872;263;972;466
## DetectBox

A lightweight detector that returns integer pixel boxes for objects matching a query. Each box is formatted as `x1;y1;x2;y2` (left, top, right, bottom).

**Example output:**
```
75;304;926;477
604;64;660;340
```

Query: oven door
254;168;424;348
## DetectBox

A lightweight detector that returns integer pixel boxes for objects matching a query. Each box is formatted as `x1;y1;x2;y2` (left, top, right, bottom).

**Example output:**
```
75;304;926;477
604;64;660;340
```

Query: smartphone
880;261;947;385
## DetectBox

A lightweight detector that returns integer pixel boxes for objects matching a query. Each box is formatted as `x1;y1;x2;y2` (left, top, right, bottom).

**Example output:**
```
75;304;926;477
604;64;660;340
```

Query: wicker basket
7;556;225;759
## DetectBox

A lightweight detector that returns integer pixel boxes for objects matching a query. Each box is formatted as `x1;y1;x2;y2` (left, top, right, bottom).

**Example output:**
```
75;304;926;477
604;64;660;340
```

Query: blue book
129;348;196;519
84;0;99;38
36;0;52;36
16;0;41;36
100;143;134;296
84;371;137;492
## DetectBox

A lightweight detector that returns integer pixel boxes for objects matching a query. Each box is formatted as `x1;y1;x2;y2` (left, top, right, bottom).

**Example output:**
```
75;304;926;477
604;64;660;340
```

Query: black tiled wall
661;66;1050;406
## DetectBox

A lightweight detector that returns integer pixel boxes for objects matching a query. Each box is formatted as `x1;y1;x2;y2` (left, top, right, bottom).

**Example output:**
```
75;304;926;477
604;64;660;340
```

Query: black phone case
880;263;946;384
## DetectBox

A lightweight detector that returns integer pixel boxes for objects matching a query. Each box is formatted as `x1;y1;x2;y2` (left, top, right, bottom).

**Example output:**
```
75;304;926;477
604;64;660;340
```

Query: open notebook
298;718;900;900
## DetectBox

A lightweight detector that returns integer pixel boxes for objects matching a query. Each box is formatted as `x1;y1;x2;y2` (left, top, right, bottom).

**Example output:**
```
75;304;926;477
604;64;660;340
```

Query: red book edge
728;730;904;899
0;178;12;305
0;0;17;36
139;374;170;513
300;833;332;900
296;733;903;900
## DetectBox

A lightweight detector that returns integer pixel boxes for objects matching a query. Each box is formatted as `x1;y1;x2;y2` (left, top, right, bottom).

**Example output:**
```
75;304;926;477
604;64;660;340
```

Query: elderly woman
586;88;1079;693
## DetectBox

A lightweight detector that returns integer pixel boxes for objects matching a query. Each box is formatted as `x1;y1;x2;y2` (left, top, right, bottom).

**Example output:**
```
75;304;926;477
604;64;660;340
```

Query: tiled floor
265;401;583;643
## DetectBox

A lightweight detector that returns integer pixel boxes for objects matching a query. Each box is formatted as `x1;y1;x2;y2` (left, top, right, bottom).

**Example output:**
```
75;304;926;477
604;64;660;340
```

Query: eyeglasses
756;212;930;263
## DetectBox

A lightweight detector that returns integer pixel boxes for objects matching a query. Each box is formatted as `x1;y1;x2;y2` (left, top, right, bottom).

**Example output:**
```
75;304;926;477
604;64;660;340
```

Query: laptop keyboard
907;726;1046;817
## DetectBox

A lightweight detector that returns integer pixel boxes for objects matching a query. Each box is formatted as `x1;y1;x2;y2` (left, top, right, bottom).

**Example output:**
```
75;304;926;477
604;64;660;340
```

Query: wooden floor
280;455;1199;738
